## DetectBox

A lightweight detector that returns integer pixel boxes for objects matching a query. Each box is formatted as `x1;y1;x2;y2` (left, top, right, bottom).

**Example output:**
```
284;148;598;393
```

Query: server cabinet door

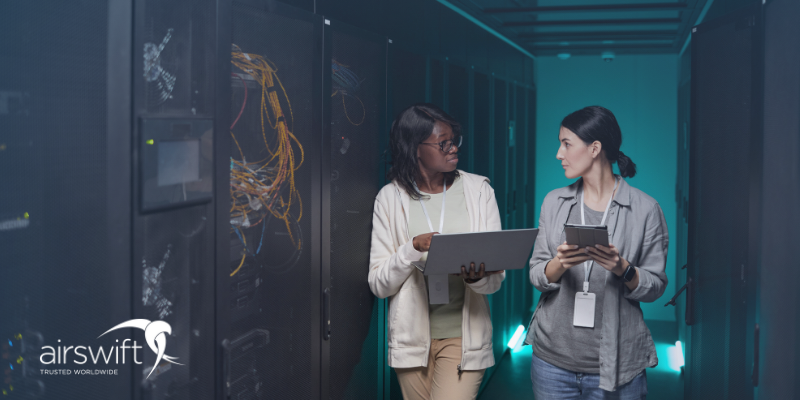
758;0;800;397
0;2;133;399
323;20;386;400
687;5;760;400
224;2;323;399
132;0;221;398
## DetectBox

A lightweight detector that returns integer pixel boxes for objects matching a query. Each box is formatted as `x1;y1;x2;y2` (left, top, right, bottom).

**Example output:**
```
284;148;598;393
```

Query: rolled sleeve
624;203;669;303
466;271;505;294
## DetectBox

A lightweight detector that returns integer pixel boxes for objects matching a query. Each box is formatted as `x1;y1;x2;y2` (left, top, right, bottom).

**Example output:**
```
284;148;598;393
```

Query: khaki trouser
395;337;485;400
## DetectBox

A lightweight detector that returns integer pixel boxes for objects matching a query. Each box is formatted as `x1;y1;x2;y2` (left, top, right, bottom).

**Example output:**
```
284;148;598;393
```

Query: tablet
563;224;609;249
419;229;538;275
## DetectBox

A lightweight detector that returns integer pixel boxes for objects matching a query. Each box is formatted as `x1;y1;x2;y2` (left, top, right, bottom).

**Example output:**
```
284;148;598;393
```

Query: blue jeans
530;352;647;400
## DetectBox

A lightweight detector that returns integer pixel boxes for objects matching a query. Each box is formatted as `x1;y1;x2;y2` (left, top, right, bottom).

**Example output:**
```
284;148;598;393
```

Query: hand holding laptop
451;262;504;283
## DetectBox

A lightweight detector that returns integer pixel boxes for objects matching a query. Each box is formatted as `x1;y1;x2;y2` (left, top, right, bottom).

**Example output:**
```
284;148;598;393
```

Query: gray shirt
524;176;669;391
531;204;606;373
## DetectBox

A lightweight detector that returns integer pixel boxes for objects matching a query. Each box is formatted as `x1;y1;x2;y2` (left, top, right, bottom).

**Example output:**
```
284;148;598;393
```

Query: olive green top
408;176;471;339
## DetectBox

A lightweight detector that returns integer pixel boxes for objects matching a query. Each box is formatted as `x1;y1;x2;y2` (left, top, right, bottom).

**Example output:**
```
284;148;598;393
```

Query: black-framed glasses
419;136;462;153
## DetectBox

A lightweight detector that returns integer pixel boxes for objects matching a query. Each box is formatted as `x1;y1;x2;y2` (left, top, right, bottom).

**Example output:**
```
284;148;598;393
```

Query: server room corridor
2;0;799;399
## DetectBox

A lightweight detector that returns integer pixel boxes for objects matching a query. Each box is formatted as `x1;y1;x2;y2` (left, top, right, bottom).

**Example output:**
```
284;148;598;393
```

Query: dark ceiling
448;0;712;56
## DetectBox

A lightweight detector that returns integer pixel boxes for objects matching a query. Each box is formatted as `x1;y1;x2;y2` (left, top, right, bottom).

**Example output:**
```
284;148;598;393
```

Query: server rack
1;2;134;398
1;0;229;398
224;2;324;398
324;19;386;400
687;4;762;399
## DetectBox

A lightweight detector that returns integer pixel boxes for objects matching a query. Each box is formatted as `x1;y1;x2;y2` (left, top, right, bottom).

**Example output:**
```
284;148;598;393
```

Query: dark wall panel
430;58;444;107
493;79;508;223
526;88;537;230
447;64;469;173
472;72;491;179
388;45;426;182
389;47;426;120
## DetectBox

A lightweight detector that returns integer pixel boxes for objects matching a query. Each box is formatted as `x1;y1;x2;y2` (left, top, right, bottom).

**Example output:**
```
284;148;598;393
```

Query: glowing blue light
9;363;13;370
507;325;525;349
8;340;11;347
667;341;685;371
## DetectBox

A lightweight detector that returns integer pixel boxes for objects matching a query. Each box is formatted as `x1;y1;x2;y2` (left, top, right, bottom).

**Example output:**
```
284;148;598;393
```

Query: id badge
427;274;450;304
573;291;596;328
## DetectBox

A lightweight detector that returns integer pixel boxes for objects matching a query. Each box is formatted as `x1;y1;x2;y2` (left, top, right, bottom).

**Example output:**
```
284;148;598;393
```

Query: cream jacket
368;170;506;371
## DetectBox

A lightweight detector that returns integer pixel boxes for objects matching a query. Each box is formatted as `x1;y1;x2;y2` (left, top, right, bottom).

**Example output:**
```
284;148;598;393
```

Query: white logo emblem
98;319;182;378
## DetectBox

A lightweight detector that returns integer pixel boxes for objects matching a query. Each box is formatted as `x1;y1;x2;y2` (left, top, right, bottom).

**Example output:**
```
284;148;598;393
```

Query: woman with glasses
368;103;505;399
524;106;669;399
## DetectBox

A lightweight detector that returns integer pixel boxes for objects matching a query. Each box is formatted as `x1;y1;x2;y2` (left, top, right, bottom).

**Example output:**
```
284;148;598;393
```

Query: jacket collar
558;175;631;207
391;170;489;234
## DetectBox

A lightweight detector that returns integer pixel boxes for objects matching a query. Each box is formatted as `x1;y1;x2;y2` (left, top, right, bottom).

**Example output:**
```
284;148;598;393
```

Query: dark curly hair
561;105;637;178
387;103;461;200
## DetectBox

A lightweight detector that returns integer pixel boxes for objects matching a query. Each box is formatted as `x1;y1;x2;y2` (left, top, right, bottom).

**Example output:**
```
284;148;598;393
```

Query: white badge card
573;291;596;328
428;274;450;304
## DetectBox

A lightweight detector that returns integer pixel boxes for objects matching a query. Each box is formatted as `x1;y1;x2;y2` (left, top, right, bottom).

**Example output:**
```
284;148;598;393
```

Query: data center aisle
479;320;684;400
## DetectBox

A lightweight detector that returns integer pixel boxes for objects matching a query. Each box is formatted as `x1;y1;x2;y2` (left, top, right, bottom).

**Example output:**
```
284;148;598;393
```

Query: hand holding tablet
563;224;610;249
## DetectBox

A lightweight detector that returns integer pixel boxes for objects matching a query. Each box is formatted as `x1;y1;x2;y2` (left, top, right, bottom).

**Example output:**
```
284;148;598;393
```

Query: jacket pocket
388;284;428;349
465;291;492;351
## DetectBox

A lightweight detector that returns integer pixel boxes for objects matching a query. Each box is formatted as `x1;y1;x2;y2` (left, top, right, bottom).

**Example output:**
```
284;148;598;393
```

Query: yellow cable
230;47;304;250
230;253;246;277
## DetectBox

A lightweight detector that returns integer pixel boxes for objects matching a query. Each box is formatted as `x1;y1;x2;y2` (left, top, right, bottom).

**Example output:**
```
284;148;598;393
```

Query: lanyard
580;177;618;293
414;176;447;234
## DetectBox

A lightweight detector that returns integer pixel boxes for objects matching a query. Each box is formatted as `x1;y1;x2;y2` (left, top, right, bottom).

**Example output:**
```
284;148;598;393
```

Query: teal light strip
680;0;716;57
507;325;526;348
437;0;536;60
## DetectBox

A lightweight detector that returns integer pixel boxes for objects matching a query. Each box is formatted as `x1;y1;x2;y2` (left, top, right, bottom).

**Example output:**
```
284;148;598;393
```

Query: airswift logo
98;319;182;378
40;319;182;378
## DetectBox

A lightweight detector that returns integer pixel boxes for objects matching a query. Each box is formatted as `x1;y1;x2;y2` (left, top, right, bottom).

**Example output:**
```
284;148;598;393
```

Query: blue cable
255;218;266;255
233;218;267;256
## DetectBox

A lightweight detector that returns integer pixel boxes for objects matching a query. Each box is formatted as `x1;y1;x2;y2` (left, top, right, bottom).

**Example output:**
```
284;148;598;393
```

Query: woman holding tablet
525;106;669;399
368;103;504;400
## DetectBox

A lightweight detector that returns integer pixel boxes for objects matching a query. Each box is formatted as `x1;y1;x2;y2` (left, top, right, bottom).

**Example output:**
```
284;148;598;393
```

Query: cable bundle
229;44;305;276
332;59;366;126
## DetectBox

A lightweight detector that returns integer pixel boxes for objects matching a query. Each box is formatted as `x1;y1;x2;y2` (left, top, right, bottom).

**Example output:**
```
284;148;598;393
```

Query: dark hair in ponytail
560;105;637;178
